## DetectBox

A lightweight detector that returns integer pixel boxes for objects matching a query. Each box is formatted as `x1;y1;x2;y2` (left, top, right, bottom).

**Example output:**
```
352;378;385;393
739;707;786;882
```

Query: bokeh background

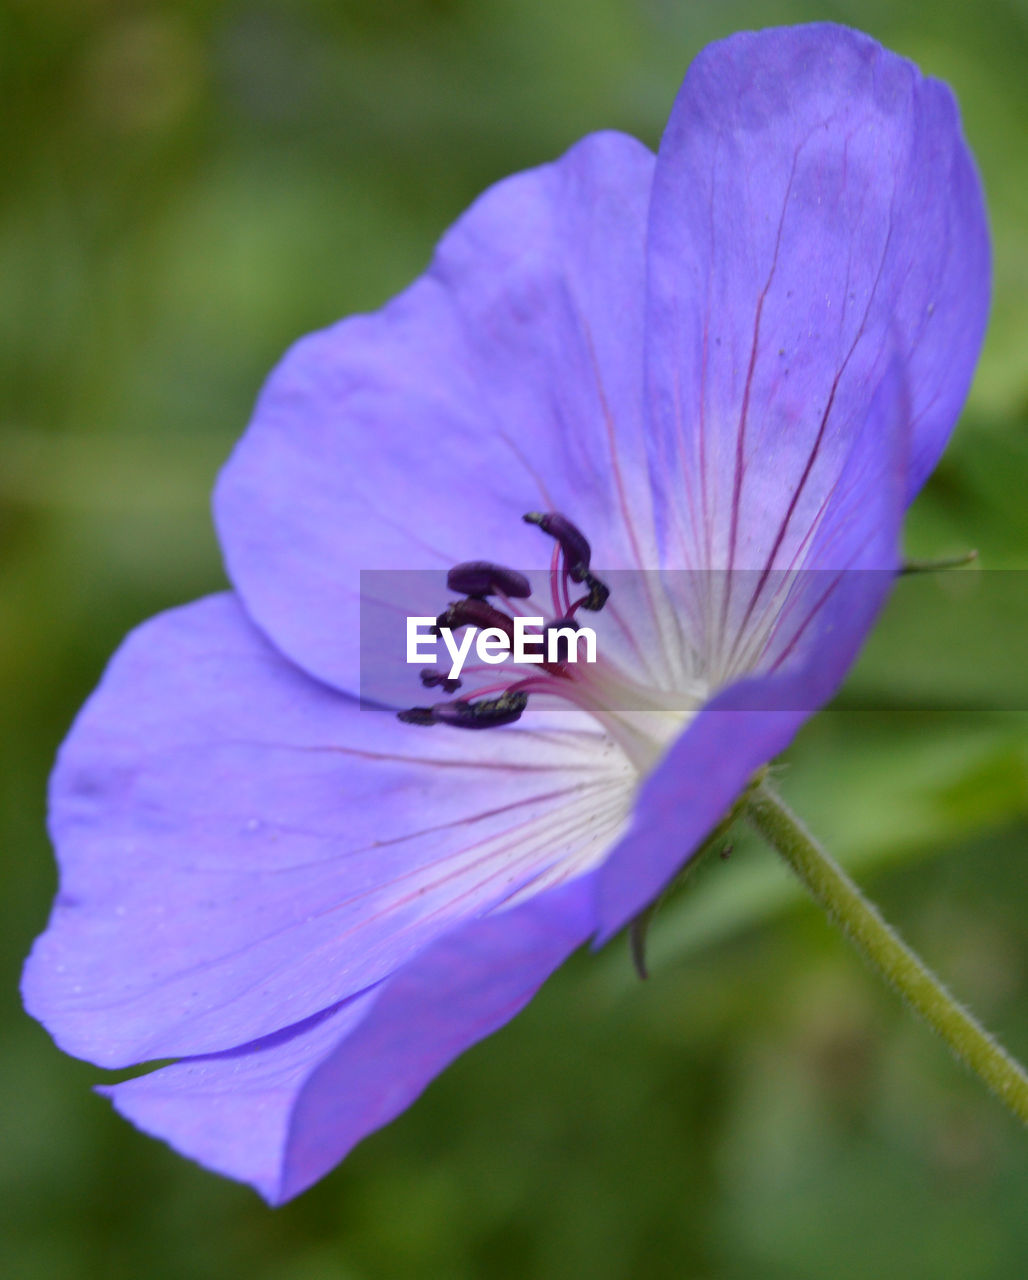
3;1;1027;1277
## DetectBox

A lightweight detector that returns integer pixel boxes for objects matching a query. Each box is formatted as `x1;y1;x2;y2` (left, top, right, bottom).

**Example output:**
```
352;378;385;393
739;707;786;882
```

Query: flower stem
745;779;1028;1126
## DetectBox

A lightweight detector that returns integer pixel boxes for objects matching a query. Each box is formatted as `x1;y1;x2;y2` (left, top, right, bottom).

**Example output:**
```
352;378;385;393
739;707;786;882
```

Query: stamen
398;512;620;734
524;510;609;613
396;706;438;726
523;511;592;582
420;668;463;693
446;561;532;598
544;616;579;665
550;539;566;618
397;690;530;730
577;573;610;613
434;598;516;641
433;691;529;728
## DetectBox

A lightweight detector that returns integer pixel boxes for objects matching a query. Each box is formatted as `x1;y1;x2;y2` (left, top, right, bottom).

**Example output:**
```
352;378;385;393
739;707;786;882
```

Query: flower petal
23;595;631;1067
102;995;376;1202
644;23;988;589
215;131;659;696
596;360;910;937
102;877;593;1203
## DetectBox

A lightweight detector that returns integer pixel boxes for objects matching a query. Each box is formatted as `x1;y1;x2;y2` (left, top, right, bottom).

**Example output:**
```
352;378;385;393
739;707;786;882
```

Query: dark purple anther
446;561;532;599
523;512;592;581
420;668;462;693
544;616;578;664
431;691;529;730
434;598;516;640
396;706;438;726
579;572;610;612
397;690;529;730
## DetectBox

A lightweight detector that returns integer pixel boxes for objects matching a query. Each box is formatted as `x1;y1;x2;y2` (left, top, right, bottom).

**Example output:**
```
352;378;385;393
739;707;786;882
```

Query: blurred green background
2;1;1026;1277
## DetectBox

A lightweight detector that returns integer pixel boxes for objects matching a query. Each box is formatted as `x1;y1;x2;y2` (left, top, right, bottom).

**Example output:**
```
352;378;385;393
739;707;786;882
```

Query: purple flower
23;24;988;1203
